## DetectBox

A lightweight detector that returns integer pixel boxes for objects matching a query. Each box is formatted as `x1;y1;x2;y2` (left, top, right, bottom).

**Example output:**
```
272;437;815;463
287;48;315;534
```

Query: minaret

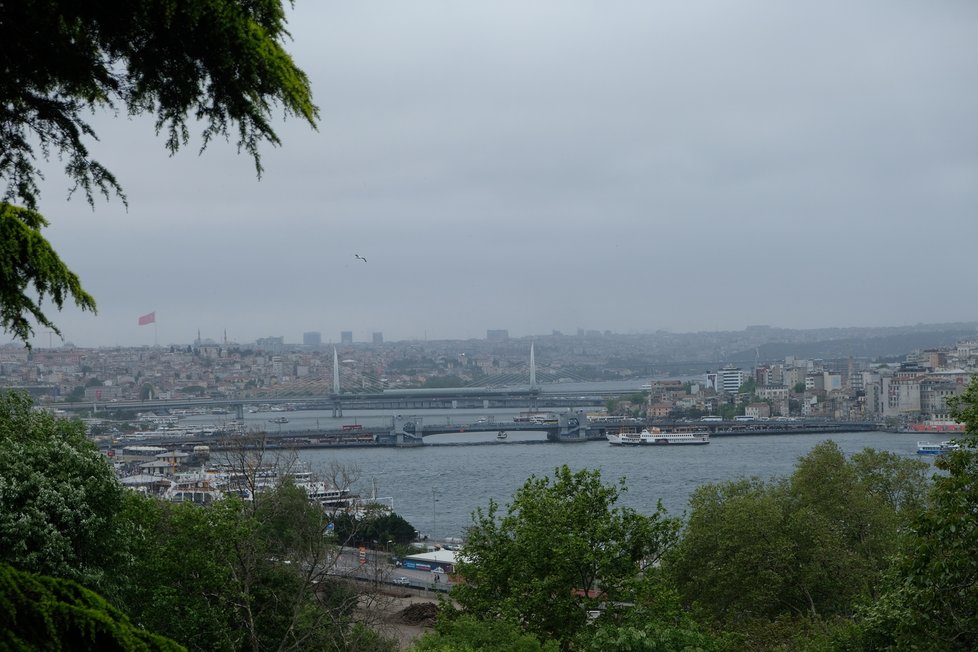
333;347;340;394
529;342;536;388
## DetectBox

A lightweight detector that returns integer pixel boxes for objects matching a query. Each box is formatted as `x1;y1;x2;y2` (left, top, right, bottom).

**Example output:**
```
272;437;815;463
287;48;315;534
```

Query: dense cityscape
3;322;977;428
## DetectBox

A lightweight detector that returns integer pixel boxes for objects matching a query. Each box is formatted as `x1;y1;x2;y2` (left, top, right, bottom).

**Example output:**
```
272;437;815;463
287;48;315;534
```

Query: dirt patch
361;592;441;650
397;601;439;627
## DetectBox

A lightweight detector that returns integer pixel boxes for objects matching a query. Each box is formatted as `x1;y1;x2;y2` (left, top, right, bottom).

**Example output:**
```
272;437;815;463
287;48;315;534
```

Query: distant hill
727;327;978;363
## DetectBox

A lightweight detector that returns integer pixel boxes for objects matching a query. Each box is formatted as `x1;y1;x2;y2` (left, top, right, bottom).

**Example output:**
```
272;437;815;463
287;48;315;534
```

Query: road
332;546;451;593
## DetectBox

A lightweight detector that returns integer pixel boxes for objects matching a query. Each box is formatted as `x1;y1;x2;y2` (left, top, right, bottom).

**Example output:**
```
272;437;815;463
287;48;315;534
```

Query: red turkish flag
138;311;156;326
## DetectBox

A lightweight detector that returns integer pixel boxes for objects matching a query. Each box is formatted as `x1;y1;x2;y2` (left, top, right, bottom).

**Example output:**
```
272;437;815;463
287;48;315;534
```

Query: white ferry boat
607;428;710;446
916;440;960;455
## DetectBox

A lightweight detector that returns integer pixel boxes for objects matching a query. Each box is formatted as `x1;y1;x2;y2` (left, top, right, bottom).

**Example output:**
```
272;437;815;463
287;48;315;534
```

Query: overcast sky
26;0;978;347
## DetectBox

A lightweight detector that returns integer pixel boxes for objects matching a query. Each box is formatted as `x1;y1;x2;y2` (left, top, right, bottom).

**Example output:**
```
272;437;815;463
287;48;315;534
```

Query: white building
716;366;747;394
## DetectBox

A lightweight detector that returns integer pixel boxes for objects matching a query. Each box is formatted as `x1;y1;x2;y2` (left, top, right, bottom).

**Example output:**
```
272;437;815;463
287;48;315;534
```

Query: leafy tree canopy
665;441;929;627
451;465;679;648
858;378;978;650
0;563;183;652
0;204;96;344
330;509;418;549
116;484;375;652
411;615;559;652
0;0;317;344
0;391;127;595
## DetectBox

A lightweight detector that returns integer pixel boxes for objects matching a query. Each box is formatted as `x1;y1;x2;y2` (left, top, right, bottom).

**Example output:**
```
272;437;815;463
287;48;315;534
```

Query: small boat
916;440;960;455
496;431;508;441
607;428;710;446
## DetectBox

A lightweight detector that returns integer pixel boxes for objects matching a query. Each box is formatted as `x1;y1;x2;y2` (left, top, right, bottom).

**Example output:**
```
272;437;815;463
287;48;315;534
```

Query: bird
354;254;367;262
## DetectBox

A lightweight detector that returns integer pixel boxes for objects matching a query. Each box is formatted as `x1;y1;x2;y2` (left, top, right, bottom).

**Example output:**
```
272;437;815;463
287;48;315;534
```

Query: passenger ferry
607;428;710;446
916;440;960;455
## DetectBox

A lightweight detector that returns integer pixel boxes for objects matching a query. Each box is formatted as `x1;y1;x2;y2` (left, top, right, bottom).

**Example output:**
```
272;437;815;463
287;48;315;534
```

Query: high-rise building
340;331;353;344
303;331;321;346
372;332;383;344
256;336;284;350
486;329;509;342
717;366;747;394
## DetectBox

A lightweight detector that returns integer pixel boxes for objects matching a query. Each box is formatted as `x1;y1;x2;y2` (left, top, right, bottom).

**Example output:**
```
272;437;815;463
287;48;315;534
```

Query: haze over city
24;0;978;348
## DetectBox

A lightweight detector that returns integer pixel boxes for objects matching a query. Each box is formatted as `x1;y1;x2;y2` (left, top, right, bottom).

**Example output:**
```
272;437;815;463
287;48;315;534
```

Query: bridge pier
331;398;343;418
551;411;588;442
392;415;424;447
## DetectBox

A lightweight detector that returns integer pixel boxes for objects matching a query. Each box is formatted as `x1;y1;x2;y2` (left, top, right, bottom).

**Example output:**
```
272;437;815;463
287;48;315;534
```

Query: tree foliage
857;378;978;650
665;441;929;628
330;509;418;549
115;495;245;651
0;204;97;343
411;615;560;652
0;563;183;652
0;391;126;595
115;482;385;652
580;573;721;652
0;0;317;344
451;465;679;648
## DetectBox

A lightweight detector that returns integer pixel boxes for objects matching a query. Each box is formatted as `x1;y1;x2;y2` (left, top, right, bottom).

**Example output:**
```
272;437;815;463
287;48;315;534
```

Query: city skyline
12;319;977;351
22;0;978;348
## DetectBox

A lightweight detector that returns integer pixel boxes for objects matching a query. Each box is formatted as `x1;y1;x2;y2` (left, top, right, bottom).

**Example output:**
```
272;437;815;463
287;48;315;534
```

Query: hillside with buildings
1;323;976;429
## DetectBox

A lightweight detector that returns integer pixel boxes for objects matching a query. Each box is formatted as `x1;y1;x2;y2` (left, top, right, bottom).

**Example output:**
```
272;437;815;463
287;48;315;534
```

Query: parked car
392;576;410;585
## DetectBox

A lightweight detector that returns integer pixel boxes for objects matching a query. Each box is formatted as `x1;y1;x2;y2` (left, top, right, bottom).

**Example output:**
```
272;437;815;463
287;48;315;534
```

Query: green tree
665;441;928;630
667;477;796;624
0;0;317;344
117;482;383;652
451;465;679;649
66;385;86;402
580;574;721;652
117;495;244;651
423;375;467;389
858;378;978;650
0;204;97;345
411;615;559;652
0;563;183;651
0;391;127;596
330;509;418;549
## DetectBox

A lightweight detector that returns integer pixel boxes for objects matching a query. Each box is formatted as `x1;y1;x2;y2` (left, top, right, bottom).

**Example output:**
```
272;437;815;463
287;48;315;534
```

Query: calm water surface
295;429;932;540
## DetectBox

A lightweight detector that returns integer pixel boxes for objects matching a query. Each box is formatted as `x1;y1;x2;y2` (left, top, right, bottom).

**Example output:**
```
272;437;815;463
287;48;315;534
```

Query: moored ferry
607;428;710;446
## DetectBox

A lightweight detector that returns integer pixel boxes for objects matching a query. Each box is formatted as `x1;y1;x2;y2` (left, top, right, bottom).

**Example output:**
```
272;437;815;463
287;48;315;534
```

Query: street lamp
432;488;439;542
